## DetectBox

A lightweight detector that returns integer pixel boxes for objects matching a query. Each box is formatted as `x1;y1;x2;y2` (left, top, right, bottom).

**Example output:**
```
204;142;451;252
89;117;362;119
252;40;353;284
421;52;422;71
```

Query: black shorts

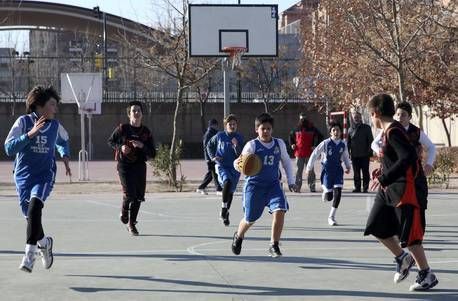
117;161;147;202
364;190;426;248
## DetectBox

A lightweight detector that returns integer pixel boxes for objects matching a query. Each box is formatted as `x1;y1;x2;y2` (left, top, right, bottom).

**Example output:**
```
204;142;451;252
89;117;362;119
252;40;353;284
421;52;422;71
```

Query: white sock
25;244;37;254
329;207;337;218
37;236;47;247
222;203;228;209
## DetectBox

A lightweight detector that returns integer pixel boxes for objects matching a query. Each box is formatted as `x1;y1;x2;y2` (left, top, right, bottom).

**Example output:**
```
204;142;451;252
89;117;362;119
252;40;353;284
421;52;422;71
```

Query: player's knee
243;219;256;225
27;197;43;217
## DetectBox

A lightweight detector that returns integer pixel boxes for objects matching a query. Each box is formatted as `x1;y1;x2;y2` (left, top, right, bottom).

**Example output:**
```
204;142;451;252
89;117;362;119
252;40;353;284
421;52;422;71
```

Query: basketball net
223;47;246;70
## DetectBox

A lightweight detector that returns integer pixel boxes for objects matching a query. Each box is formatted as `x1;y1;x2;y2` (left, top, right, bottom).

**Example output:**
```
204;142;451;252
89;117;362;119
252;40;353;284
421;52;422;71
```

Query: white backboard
60;73;102;115
189;4;278;57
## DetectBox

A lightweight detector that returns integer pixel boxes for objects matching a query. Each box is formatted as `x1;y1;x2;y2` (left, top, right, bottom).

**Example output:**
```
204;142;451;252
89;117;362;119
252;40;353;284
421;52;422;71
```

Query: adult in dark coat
347;111;373;193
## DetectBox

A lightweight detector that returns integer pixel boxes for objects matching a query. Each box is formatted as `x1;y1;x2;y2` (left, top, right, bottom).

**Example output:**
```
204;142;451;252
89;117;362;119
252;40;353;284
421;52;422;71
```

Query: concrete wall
0;102;328;160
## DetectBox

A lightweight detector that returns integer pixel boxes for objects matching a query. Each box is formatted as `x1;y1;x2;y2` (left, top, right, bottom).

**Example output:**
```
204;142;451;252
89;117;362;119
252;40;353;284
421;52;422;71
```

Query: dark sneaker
409;269;438;291
231;232;243;255
310;186;316;193
220;208;230;226
352;189;361;193
38;237;54;269
394;252;415;283
120;210;128;224
322;191;333;202
128;223;139;236
268;242;282;258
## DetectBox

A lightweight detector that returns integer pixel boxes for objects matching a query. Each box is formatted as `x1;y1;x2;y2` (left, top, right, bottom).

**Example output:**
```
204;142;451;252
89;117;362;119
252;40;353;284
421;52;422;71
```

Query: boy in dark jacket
108;101;156;236
196;119;222;194
364;94;438;291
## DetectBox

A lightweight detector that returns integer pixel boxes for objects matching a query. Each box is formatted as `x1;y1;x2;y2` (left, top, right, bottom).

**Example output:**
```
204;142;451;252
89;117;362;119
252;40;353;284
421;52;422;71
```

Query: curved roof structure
0;1;155;42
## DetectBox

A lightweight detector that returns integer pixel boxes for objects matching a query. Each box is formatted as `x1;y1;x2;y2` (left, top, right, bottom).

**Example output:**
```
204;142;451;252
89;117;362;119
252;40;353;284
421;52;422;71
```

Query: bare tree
240;45;298;113
301;0;457;112
121;0;219;188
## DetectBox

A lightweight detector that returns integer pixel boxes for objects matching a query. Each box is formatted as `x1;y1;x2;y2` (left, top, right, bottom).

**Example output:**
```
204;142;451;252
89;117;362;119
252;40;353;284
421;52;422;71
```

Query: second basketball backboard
189;4;278;57
60;72;102;114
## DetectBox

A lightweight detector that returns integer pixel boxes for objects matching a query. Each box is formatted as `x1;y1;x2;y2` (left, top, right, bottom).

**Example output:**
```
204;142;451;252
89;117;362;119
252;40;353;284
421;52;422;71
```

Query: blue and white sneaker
394;251;415;283
409;269;438;291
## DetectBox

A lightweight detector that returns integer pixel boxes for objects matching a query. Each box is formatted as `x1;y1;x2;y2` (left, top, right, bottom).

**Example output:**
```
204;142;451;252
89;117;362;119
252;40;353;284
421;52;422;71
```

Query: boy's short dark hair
223;114;237;125
396;102;413;117
367;93;395;117
328;121;342;133
255;113;274;128
126;100;143;115
26;86;60;114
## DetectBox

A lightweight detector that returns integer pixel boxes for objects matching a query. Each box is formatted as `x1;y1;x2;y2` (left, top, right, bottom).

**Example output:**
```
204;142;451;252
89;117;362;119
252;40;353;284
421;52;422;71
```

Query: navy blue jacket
203;126;218;162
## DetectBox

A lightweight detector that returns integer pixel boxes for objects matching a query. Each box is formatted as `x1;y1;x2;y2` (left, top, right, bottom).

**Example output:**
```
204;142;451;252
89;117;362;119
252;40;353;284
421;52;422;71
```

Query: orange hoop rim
222;46;247;57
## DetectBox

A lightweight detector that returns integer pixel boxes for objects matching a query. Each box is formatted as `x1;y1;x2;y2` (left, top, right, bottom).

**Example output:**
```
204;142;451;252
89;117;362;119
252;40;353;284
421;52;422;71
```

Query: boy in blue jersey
207;114;244;226
231;113;297;257
4;86;71;273
306;122;351;226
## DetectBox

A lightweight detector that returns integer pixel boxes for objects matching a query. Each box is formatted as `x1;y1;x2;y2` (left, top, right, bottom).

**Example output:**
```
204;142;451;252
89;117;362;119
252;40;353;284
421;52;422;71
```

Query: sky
0;0;299;51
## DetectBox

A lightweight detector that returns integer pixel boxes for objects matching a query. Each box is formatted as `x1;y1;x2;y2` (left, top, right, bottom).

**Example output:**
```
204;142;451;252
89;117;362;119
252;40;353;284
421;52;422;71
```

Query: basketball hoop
222;47;247;70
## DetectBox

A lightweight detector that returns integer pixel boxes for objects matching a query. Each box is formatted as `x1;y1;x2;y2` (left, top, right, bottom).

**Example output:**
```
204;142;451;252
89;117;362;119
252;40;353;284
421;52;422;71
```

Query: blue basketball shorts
16;181;54;217
216;165;240;193
242;181;289;223
320;165;344;192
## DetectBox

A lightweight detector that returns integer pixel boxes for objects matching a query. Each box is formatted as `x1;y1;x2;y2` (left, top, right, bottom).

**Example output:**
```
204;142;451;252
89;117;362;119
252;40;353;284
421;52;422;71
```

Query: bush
149;143;186;191
428;147;457;188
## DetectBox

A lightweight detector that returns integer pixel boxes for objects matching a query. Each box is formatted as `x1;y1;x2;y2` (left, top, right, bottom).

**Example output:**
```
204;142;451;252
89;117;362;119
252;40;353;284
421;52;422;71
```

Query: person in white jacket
306;122;351;226
371;102;436;176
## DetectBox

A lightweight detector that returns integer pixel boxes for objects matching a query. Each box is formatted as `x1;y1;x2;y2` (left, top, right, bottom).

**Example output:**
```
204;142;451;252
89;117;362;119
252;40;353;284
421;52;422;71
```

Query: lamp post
93;6;107;97
23;51;34;91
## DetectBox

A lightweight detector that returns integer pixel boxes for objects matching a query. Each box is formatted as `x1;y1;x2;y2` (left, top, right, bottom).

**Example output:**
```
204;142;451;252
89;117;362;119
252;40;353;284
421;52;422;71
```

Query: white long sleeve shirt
305;138;351;172
371;125;436;166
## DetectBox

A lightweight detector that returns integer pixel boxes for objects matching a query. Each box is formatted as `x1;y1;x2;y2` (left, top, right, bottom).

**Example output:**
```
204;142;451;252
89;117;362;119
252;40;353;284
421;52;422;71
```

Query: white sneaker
328;216;337;226
216;191;223;196
19;251;37;273
196;188;208;195
38;237;54;269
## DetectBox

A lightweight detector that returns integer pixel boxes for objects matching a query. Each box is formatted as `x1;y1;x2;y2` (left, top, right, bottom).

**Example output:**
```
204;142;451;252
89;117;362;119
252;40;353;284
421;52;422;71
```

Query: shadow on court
68;275;458;300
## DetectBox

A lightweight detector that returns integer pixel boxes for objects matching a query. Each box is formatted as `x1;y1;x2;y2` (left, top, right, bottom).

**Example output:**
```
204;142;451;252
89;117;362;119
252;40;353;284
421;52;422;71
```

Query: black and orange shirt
108;123;156;164
378;121;418;188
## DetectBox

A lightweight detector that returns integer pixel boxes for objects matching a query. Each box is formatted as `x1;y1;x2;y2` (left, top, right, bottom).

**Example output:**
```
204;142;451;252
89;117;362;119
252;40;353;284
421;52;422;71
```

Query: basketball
237;153;262;176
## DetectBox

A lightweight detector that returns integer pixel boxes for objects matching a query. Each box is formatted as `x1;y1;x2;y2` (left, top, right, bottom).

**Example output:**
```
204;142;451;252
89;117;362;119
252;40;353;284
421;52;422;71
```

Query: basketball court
1;2;456;300
0;188;457;300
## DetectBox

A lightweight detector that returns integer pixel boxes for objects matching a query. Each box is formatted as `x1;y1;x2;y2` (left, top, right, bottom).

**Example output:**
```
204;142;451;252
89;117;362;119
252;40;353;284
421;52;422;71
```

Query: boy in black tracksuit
108;101;155;236
364;94;438;291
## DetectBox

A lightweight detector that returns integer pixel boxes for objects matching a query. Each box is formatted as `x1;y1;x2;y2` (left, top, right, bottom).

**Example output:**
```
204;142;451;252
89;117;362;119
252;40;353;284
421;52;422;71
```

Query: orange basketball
237;153;262;176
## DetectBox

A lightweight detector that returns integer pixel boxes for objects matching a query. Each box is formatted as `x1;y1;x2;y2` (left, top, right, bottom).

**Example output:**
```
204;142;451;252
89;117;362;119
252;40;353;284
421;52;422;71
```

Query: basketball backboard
189;4;278;57
60;72;102;115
